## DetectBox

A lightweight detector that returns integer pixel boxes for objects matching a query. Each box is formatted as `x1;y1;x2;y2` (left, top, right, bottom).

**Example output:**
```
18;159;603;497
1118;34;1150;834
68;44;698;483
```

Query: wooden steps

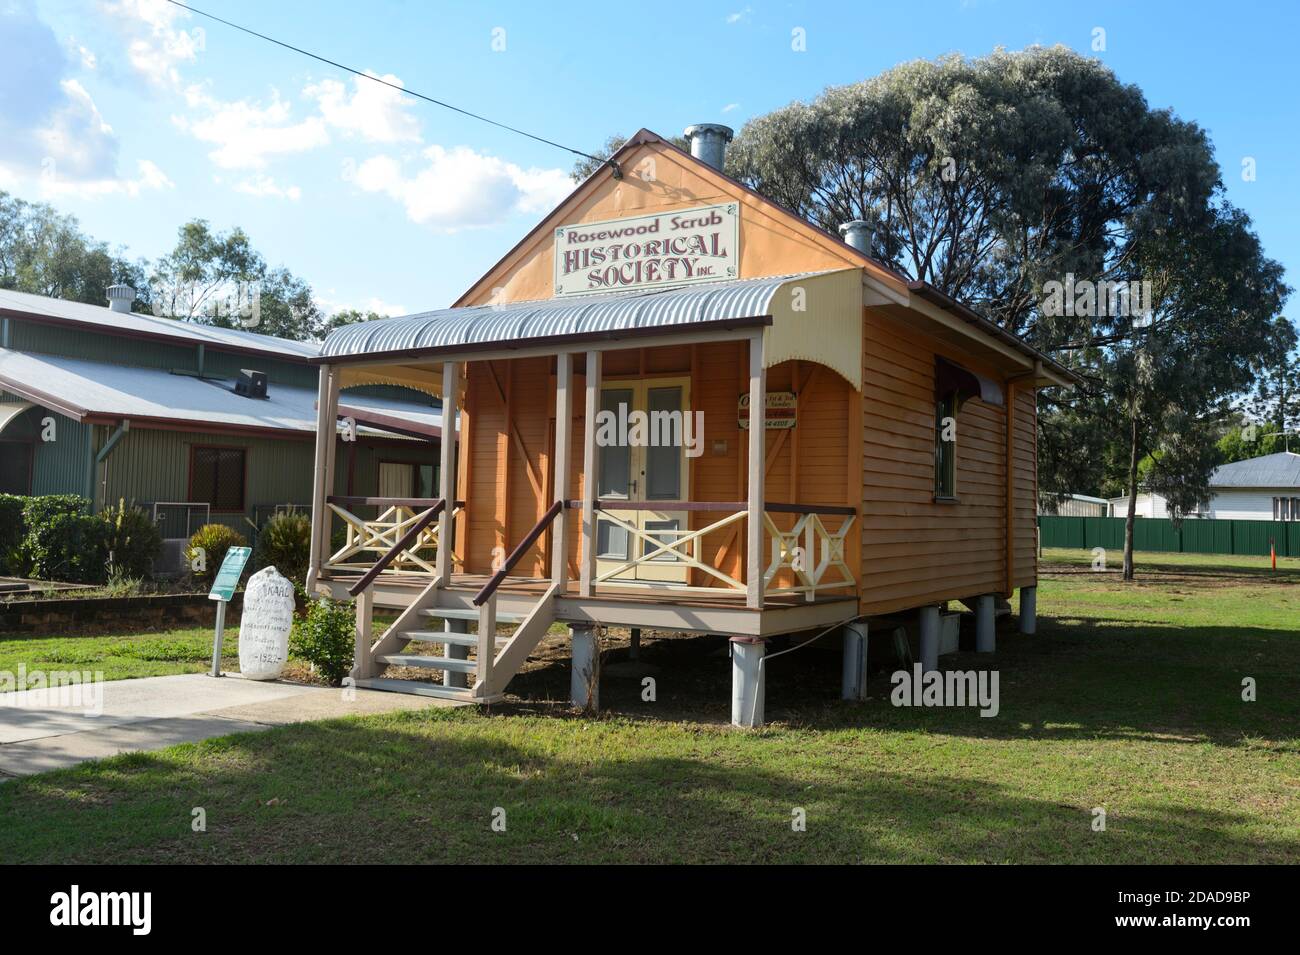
354;677;499;703
376;653;477;673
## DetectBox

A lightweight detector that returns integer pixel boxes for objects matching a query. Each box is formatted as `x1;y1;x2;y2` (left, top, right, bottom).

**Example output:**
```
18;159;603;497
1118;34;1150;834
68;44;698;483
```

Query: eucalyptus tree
726;46;1290;578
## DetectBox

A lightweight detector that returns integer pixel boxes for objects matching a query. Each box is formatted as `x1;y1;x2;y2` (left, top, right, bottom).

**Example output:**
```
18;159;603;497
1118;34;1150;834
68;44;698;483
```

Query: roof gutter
907;282;1082;388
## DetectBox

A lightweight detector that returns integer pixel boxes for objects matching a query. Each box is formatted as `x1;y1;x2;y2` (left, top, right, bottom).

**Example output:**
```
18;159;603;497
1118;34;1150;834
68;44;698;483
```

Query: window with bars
934;391;957;500
1272;497;1300;521
190;446;246;512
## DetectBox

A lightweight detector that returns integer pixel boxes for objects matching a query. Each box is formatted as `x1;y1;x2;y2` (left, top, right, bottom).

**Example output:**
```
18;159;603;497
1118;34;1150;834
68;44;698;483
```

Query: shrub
255;511;312;584
26;511;111;583
186;523;248;585
102;498;163;580
290;597;355;686
0;494;25;575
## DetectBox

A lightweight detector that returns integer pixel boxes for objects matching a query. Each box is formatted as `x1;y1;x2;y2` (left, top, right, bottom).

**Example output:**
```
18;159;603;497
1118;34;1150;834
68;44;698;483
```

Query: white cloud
721;103;740;113
234;175;302;200
305;72;421;143
175;86;329;169
352;145;570;230
37;157;174;199
99;0;201;89
726;7;753;24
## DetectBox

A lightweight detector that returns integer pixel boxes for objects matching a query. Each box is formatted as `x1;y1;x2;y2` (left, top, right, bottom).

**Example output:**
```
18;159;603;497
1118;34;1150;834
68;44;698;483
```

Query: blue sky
2;0;1296;322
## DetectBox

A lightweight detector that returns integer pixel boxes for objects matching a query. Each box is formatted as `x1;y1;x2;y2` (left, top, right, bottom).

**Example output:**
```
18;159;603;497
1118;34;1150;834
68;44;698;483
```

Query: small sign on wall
738;391;797;430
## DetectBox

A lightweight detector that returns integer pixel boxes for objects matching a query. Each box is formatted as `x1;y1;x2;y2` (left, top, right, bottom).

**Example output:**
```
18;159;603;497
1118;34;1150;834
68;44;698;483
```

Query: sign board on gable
739;391;797;430
554;203;739;297
208;546;252;602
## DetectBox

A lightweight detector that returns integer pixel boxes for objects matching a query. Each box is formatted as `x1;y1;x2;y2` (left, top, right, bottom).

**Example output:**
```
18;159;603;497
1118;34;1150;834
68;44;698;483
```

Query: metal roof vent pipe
838;220;873;256
106;284;136;314
683;124;733;171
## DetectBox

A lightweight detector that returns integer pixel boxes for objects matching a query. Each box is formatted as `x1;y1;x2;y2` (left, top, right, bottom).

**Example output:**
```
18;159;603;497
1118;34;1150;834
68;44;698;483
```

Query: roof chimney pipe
106;284;136;314
838;220;873;256
682;124;733;172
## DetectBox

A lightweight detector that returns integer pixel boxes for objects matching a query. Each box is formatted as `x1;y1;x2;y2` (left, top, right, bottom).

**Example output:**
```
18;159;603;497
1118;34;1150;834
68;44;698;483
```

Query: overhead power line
164;0;620;176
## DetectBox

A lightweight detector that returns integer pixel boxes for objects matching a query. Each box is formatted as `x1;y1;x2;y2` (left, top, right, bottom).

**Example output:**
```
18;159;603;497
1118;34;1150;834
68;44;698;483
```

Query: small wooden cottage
307;126;1078;725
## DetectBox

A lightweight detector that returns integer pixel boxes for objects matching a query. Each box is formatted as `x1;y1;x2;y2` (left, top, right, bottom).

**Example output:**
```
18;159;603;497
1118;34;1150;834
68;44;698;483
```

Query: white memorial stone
238;566;296;680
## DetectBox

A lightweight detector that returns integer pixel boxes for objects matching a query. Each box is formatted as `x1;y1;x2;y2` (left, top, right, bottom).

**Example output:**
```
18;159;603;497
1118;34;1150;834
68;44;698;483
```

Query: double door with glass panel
595;377;691;585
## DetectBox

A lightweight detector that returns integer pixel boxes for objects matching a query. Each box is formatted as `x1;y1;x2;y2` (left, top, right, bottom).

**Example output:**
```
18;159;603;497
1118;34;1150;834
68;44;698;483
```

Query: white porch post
746;330;766;609
579;350;602;598
306;364;340;592
551;352;573;588
436;361;460;584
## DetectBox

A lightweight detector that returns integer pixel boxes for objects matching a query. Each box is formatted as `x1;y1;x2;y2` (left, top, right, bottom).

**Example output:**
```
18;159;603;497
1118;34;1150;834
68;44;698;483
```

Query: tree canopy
722;45;1292;577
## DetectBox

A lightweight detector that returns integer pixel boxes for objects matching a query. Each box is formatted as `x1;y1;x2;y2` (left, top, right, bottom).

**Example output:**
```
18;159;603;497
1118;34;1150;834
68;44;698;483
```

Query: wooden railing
474;500;565;607
345;498;446;597
471;500;565;694
563;500;857;601
327;495;855;604
325;496;461;579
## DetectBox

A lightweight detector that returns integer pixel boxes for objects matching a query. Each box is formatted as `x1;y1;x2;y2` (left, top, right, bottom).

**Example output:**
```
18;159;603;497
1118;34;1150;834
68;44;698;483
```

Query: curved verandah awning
320;269;865;395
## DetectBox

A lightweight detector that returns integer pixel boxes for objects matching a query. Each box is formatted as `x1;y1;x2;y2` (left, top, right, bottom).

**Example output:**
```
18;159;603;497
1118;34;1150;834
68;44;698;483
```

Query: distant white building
1205;451;1300;521
1107;452;1300;521
1107;492;1171;519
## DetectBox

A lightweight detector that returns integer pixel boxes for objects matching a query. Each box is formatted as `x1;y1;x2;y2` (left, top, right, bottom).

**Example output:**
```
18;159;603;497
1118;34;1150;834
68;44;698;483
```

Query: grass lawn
1;549;1297;864
0;626;236;683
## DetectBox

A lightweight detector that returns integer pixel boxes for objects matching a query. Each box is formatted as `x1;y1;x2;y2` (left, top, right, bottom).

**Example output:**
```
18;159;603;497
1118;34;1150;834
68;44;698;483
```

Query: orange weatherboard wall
449;131;1039;615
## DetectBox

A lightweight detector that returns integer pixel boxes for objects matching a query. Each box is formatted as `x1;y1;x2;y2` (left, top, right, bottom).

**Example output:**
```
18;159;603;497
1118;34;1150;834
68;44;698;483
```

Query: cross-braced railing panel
593;508;748;590
325;503;459;576
762;511;856;601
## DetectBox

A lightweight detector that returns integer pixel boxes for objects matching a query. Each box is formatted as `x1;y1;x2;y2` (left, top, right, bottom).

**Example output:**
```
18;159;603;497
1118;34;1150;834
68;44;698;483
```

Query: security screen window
190;446;247;512
934;391;957;500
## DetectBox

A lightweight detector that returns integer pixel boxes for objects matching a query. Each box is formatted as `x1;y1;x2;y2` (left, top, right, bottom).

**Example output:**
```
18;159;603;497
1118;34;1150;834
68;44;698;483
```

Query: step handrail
348;498;446;597
473;500;564;606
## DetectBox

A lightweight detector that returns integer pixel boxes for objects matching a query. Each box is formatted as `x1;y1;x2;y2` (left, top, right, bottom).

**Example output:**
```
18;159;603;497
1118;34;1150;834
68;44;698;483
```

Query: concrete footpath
0;673;458;779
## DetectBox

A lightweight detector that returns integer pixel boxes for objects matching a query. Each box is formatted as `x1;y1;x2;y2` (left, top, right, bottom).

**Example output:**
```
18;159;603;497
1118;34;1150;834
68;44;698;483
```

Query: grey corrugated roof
0;289;319;360
1210;452;1300;488
0;348;443;437
320;272;827;360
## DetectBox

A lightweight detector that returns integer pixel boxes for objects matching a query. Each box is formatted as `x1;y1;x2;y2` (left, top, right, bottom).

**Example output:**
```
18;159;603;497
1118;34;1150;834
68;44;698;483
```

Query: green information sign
208;546;252;602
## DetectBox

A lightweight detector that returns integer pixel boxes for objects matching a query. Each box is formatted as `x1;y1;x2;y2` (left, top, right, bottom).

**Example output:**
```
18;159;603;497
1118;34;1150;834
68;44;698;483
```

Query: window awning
936;356;1004;407
322;269;866;391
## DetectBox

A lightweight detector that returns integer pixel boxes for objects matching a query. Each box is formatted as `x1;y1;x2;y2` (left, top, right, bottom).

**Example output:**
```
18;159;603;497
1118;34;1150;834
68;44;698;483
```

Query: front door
594;378;691;585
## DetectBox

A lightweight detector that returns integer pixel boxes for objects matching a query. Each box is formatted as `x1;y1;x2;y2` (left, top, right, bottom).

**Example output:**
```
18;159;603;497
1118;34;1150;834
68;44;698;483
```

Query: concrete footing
445;618;469;689
570;625;599;710
976;594;996;653
1020;586;1037;635
841;621;868;701
730;637;765;727
918;605;940;672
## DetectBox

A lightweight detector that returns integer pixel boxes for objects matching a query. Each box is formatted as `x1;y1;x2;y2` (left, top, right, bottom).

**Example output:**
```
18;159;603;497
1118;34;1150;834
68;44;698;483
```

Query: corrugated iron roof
0;289;319;361
320;272;826;361
0;348;444;438
1210;451;1300;488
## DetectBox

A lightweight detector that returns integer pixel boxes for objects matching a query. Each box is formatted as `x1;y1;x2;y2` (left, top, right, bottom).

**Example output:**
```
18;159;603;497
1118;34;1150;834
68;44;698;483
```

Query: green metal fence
1038;515;1300;557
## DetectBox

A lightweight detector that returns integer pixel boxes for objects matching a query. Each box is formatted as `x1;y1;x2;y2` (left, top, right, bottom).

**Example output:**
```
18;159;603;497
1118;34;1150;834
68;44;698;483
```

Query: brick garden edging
0;592;244;634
